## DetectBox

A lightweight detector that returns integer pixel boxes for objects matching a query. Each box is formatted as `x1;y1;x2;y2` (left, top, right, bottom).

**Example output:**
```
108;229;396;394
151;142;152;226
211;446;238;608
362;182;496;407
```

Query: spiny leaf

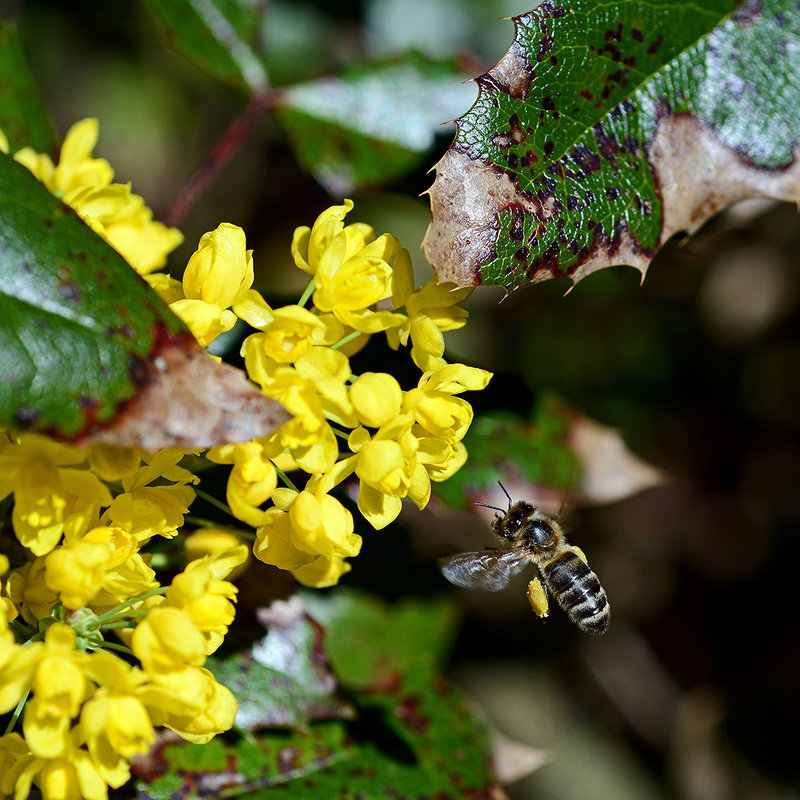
274;52;475;194
424;0;800;291
0;22;54;153
0;151;286;447
143;0;269;92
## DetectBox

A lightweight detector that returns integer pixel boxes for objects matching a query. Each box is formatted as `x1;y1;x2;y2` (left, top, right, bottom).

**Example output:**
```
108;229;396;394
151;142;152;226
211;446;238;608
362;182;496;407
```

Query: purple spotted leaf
0;151;287;448
424;0;800;291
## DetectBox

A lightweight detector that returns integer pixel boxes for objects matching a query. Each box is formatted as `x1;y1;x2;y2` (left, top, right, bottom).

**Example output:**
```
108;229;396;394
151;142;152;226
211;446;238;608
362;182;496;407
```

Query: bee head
493;500;535;541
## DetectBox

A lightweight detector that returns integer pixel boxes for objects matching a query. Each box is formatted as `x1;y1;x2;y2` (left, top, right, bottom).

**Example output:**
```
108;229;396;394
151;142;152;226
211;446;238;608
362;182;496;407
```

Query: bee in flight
439;485;610;635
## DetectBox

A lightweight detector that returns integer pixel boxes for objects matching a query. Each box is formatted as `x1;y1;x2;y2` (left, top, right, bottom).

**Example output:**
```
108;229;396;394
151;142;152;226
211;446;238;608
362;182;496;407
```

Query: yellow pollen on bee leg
572;546;588;565
527;578;549;618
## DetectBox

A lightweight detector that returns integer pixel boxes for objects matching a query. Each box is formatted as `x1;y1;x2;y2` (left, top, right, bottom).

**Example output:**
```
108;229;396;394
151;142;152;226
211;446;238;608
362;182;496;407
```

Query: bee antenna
474;501;505;513
497;481;513;509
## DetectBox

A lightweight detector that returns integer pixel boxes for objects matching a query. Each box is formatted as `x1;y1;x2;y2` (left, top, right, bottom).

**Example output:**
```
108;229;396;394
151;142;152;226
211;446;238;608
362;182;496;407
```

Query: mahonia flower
1;119;182;274
148;223;255;347
0;116;492;800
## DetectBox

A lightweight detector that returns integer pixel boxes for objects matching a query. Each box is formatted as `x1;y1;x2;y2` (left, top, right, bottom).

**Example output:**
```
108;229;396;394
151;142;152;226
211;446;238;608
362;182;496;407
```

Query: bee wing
439;549;530;592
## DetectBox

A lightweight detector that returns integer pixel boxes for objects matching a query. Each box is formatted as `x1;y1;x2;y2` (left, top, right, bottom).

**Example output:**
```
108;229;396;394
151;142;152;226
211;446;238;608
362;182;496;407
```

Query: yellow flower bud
350;373;402;428
182;223;253;308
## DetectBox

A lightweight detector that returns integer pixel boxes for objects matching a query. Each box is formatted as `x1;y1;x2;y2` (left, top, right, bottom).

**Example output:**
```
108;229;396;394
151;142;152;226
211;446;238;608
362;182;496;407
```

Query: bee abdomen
541;550;610;635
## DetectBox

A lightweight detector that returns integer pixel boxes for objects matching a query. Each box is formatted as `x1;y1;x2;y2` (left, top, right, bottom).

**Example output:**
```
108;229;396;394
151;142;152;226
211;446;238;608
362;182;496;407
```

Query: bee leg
572;546;588;565
527;577;550;618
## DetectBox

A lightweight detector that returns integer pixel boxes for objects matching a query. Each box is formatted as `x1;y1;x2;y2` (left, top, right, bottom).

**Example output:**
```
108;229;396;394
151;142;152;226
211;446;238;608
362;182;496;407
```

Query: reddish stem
163;90;279;228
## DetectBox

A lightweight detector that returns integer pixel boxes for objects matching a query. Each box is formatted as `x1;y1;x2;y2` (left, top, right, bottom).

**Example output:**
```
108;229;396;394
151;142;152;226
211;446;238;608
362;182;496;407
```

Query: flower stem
297;278;316;308
274;465;299;493
194;487;238;519
185;516;256;541
101;641;135;656
3;689;30;735
331;330;362;350
164;90;278;227
94;586;168;626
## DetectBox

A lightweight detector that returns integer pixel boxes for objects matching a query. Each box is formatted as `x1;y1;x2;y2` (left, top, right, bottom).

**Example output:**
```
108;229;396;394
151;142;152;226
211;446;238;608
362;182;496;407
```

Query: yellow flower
131;606;207;674
6;559;58;625
21;626;87;760
44;539;109;611
165;545;247;655
168;223;255;346
138;666;237;744
243;363;337;474
80;690;154;785
289;490;361;562
388;277;472;372
13;119;182;275
240;303;325;364
254;491;361;588
0;434;111;556
102;449;197;542
0;733;35;799
349;415;429;529
291;199;407;334
294;346;356;428
206;440;279;527
184;530;251;580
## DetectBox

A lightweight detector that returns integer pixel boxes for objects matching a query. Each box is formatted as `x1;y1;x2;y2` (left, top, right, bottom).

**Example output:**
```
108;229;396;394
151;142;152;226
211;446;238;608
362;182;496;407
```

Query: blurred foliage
4;0;800;798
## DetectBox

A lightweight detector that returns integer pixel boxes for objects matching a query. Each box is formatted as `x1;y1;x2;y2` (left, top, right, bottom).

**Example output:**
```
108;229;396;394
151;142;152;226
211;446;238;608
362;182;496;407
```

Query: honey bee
439;486;610;635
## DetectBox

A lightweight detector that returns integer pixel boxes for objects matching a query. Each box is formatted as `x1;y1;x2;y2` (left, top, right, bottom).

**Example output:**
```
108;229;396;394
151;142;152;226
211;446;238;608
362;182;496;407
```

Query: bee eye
505;511;524;532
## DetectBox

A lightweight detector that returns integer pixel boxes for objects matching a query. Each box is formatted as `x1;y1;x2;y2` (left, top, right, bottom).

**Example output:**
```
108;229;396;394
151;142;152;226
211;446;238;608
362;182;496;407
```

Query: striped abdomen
540;549;610;635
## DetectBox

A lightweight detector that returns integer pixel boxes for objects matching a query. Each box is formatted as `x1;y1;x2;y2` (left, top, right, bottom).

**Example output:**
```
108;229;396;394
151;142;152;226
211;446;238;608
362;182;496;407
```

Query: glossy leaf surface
424;0;800;291
275;53;475;194
0;152;286;447
143;0;269;91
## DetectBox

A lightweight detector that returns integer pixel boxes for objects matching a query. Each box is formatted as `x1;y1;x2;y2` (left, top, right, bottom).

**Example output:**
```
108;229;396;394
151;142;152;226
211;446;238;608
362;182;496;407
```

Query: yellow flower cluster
158;199;491;587
0;120;183;276
0;434;244;799
0;120;492;800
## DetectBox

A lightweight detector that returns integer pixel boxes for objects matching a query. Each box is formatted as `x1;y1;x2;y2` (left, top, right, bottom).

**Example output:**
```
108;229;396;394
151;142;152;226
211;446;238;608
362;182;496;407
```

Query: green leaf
0;152;286;447
435;395;661;508
424;0;800;291
0;22;54;153
143;0;268;92
136;594;494;799
207;598;354;730
274;52;475;194
300;589;459;690
435;398;578;509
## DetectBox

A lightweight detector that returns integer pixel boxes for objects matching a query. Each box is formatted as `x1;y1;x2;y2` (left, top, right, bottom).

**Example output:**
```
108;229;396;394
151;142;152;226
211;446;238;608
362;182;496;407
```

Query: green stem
297;278;316;308
274;466;299;493
331;427;350;441
100;641;135;656
330;330;362;350
3;689;30;735
94;587;168;626
99;620;138;631
194;487;237;520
